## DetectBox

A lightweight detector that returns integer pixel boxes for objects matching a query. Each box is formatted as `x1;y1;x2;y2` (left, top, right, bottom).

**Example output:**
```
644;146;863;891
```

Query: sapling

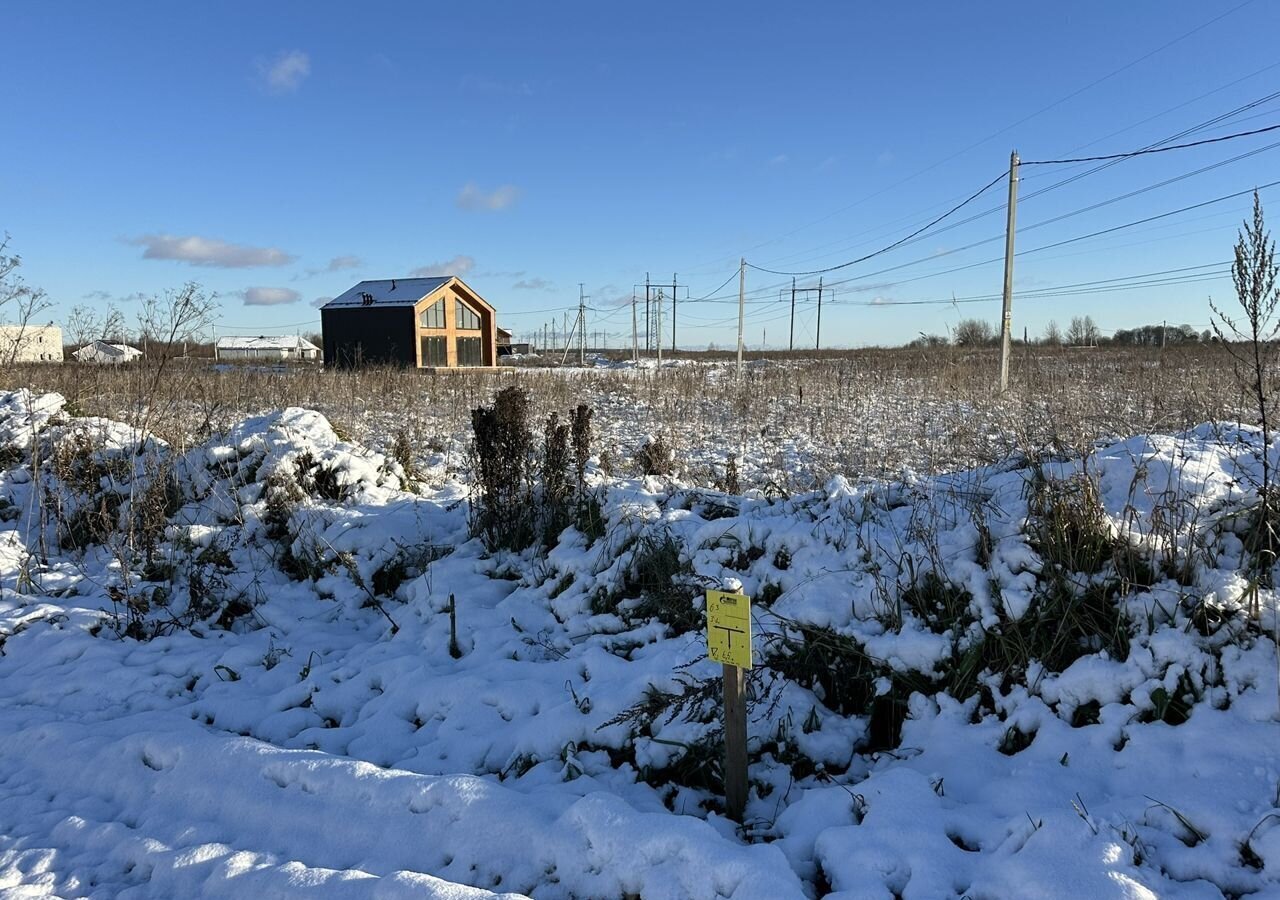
1211;190;1280;590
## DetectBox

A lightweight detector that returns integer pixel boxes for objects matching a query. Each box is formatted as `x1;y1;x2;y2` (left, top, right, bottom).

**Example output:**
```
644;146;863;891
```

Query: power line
845;262;1230;308
1052;61;1280;159
1019;179;1280;257
754;89;1280;277
676;1;1257;277
746;169;1009;277
1022;122;1280;166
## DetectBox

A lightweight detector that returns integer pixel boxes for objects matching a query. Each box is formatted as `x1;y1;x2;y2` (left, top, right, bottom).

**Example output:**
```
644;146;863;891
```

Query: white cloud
412;255;476;277
312;296;333;308
262;50;310;94
294;255;363;281
513;278;554;292
769;154;789;166
456;183;521;212
241;287;302;307
129;234;295;268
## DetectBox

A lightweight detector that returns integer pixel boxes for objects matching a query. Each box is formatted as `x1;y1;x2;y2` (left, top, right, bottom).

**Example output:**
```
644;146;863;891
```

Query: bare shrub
1211;190;1280;585
636;435;674;476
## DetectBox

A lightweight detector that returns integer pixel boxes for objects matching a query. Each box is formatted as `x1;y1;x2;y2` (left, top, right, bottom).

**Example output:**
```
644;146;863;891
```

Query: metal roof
216;335;320;351
322;277;452;309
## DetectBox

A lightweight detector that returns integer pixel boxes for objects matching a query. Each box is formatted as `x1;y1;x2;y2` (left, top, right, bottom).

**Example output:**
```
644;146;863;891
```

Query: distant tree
1041;320;1063;346
1066;315;1101;346
909;332;950;348
0;234;54;366
66;304;127;352
952;318;994;346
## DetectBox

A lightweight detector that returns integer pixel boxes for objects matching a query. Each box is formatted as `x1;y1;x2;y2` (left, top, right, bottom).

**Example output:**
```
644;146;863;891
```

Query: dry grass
0;343;1244;485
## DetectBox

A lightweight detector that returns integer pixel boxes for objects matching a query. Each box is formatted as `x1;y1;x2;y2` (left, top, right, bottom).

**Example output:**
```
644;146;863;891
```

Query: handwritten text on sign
706;590;752;668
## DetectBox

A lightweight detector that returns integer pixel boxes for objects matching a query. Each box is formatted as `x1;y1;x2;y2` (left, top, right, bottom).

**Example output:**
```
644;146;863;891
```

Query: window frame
454;299;481;331
419;299;446;329
455;336;483;367
420;335;447;367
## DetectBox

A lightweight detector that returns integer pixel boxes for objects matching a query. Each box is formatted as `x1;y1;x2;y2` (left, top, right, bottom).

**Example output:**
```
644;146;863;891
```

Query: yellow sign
706;590;752;669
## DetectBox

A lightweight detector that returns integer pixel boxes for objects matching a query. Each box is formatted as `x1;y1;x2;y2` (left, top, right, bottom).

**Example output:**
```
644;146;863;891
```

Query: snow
1;388;1280;897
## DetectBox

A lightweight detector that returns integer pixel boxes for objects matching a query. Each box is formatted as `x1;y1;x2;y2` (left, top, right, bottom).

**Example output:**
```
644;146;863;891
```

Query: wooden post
723;662;747;822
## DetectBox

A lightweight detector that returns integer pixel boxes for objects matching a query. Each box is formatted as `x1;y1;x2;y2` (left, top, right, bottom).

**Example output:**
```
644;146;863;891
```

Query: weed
636;435;674;477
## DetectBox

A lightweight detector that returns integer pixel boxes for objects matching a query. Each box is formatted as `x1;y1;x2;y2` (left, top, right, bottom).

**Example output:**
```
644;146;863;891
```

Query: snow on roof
322;278;452;309
215;335;320;351
75;341;140;358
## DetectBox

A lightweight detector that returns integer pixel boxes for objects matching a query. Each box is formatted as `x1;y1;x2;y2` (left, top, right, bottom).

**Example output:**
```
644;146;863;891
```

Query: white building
72;340;143;365
0;324;63;363
216;335;320;362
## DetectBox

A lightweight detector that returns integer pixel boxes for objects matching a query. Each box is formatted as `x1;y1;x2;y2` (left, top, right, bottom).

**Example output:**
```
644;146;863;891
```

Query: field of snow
1;371;1280;898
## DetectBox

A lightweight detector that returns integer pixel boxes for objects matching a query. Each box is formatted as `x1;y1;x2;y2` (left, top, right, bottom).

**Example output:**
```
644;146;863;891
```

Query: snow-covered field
2;376;1280;899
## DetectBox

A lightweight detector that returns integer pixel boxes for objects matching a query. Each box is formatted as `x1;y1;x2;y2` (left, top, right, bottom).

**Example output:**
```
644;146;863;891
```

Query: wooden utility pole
789;277;797;351
998;150;1020;392
736;258;745;376
815;277;823;351
631;290;639;362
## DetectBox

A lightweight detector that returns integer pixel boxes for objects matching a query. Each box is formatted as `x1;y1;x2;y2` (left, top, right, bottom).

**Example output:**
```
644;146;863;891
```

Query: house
216;335;320;362
0;324;63;363
320;277;498;369
496;327;533;356
72;340;142;365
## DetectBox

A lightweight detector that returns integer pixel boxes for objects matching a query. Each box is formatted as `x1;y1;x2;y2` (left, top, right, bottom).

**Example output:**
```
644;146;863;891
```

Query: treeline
910;316;1212;348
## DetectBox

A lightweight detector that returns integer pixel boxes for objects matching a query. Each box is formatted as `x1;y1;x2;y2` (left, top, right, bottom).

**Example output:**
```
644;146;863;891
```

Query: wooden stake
723;662;747;822
448;593;461;659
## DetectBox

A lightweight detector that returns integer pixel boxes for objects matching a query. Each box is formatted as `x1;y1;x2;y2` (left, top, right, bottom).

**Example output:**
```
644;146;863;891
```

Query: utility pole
644;273;651;356
998;149;1020;392
578;284;586;365
631;290;639;362
789;277;797;351
815;277;823;351
656;288;664;368
671;273;678;355
736;258;745;376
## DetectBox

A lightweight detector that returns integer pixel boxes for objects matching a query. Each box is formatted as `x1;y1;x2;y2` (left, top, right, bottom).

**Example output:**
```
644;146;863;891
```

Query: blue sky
4;1;1280;348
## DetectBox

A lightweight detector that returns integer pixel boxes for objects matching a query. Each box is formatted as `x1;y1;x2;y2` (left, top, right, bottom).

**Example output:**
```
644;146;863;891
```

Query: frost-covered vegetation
2;345;1280;897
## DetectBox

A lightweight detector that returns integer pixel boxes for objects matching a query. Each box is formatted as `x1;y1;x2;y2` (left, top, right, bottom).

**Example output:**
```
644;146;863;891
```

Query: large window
455;299;481;330
456;336;483;367
420;299;446;329
420;335;447;367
